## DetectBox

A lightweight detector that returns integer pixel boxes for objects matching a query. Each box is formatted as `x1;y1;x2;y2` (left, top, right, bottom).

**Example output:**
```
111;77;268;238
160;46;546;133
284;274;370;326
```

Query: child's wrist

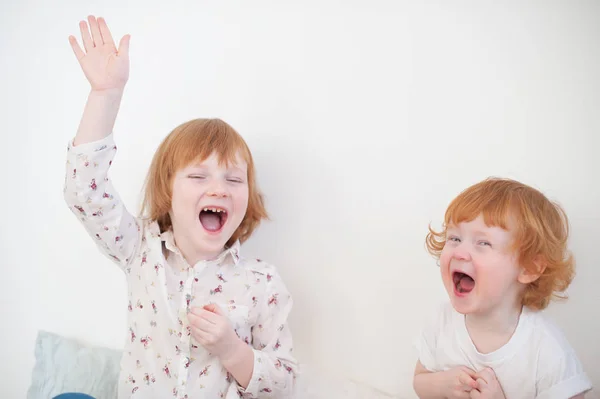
437;370;453;398
220;336;250;368
89;87;125;99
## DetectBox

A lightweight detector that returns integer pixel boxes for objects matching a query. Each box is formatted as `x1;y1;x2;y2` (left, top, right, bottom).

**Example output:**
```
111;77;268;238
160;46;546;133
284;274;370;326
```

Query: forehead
188;151;247;169
448;214;514;237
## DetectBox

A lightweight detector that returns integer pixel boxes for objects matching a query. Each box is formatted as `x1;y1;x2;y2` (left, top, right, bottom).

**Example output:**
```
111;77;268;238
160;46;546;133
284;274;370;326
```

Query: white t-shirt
415;301;592;399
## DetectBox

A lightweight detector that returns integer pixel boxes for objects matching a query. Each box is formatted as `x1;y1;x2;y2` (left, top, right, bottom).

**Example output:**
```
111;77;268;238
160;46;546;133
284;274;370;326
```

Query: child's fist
188;304;242;362
470;368;506;399
442;366;478;399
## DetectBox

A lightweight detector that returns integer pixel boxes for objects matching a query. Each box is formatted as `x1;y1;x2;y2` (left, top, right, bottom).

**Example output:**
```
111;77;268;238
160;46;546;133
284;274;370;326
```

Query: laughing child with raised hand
64;15;297;399
413;178;592;399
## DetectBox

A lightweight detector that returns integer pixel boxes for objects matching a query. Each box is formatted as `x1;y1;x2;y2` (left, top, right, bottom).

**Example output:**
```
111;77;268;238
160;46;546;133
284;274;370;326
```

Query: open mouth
453;271;475;294
199;207;228;233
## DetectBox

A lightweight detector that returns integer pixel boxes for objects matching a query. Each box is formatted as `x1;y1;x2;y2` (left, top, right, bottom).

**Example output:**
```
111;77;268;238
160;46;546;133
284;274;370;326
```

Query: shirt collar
160;229;241;266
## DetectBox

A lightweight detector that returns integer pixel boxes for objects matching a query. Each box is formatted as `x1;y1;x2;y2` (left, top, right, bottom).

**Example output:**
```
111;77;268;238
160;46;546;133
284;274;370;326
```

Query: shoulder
239;257;291;293
417;299;457;336
414;300;456;371
426;300;456;329
139;218;161;237
527;309;592;399
530;310;580;358
241;257;279;277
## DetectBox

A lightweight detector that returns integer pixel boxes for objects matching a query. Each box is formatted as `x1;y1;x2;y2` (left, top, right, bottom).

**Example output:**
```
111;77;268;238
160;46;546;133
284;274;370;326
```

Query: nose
207;190;228;198
206;179;229;198
452;242;471;262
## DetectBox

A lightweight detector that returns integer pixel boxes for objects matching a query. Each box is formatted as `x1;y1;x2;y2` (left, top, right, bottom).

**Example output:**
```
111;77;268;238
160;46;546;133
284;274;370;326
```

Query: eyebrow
187;164;247;174
446;226;493;237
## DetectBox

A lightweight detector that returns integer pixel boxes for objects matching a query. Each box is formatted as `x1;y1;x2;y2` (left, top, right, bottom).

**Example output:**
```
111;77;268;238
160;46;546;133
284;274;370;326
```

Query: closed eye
227;177;245;183
189;175;206;180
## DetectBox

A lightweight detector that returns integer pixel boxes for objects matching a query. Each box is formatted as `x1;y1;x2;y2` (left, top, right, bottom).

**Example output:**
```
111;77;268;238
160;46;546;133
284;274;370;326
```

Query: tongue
459;275;475;292
200;212;221;232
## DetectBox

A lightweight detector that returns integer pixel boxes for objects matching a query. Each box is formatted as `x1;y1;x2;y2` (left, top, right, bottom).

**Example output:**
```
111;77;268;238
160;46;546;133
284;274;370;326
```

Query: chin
449;298;474;315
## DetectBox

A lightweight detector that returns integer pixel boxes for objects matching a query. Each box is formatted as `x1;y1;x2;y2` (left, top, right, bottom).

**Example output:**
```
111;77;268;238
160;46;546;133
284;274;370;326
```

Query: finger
68;35;85;61
117;34;130;57
476;378;487;391
203;303;225;315
461;384;475;392
79;20;94;52
461;366;477;378
191;308;220;323
87;15;103;46
188;312;217;330
477;368;494;384
459;373;477;389
470;388;481;398
192;327;213;345
97;17;116;49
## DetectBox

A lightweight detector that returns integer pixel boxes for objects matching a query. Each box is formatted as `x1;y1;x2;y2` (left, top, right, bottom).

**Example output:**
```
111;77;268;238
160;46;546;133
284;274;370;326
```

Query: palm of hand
69;16;130;91
79;47;129;91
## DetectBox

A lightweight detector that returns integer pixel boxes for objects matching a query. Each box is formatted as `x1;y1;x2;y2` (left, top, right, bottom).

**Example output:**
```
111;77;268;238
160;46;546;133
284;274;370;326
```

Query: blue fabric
27;330;121;399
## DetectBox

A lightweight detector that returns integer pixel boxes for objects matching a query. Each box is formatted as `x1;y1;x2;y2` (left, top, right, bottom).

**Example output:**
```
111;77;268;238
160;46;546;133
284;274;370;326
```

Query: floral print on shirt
63;134;297;399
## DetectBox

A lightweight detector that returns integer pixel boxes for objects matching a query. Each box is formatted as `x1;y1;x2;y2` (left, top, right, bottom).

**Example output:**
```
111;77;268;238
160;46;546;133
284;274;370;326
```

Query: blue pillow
27;331;122;399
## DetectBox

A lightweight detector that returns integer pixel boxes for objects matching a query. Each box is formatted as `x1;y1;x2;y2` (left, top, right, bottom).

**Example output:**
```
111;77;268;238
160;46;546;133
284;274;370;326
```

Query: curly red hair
140;118;268;247
426;177;575;310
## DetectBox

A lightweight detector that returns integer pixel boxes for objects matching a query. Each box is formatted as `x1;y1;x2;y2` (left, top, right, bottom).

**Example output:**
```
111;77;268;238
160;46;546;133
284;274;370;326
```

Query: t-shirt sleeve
535;331;593;399
414;302;446;372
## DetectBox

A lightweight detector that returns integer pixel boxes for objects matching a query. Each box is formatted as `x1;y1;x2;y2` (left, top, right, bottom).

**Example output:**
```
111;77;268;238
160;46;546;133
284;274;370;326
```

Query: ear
518;255;547;284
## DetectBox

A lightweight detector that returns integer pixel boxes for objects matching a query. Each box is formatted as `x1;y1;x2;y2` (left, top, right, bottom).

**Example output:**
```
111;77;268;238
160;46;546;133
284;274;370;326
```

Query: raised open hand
69;15;130;91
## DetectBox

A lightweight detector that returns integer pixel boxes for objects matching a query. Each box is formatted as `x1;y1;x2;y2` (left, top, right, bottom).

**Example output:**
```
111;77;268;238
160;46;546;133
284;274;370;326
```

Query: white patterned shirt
63;134;298;399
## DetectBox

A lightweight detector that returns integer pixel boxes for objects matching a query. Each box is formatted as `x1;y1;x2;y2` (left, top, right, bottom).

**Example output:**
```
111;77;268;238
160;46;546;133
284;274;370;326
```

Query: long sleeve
239;266;298;398
63;133;140;270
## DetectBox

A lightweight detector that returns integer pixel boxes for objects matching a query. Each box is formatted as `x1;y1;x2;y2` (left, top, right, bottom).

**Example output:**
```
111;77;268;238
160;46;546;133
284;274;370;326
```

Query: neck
467;301;522;334
172;231;224;266
465;295;523;353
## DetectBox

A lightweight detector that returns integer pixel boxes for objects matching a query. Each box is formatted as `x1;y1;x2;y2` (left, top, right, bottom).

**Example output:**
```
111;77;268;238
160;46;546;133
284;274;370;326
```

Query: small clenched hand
443;366;478;399
188;304;242;362
470;368;506;399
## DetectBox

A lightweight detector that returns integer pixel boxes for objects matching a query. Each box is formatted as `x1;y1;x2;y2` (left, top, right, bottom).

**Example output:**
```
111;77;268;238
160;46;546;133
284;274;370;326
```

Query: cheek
439;247;452;268
171;183;199;214
234;186;250;210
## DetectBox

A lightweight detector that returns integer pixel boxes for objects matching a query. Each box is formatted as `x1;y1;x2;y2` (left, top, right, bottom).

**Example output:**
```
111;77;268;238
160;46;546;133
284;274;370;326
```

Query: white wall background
1;1;599;397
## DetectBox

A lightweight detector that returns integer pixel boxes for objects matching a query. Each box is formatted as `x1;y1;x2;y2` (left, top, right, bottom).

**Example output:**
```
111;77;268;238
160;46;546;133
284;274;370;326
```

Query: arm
220;335;255;389
414;361;478;399
237;267;298;398
413;361;447;399
64;16;138;268
69;15;130;146
188;267;297;397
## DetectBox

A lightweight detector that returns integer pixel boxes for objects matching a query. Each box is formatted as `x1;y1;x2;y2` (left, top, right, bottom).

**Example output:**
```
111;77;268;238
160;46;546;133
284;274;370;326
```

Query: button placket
175;260;206;397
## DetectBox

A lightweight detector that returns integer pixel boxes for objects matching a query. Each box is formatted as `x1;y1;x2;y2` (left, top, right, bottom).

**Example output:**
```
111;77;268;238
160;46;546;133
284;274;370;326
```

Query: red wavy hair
426;177;575;310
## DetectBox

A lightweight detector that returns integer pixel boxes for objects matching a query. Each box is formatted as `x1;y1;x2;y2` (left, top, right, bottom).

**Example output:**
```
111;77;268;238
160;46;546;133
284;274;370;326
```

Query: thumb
118;34;131;57
203;303;224;315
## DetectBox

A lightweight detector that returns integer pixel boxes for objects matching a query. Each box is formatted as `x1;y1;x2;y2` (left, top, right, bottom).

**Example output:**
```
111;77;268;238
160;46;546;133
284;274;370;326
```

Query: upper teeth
203;208;225;213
